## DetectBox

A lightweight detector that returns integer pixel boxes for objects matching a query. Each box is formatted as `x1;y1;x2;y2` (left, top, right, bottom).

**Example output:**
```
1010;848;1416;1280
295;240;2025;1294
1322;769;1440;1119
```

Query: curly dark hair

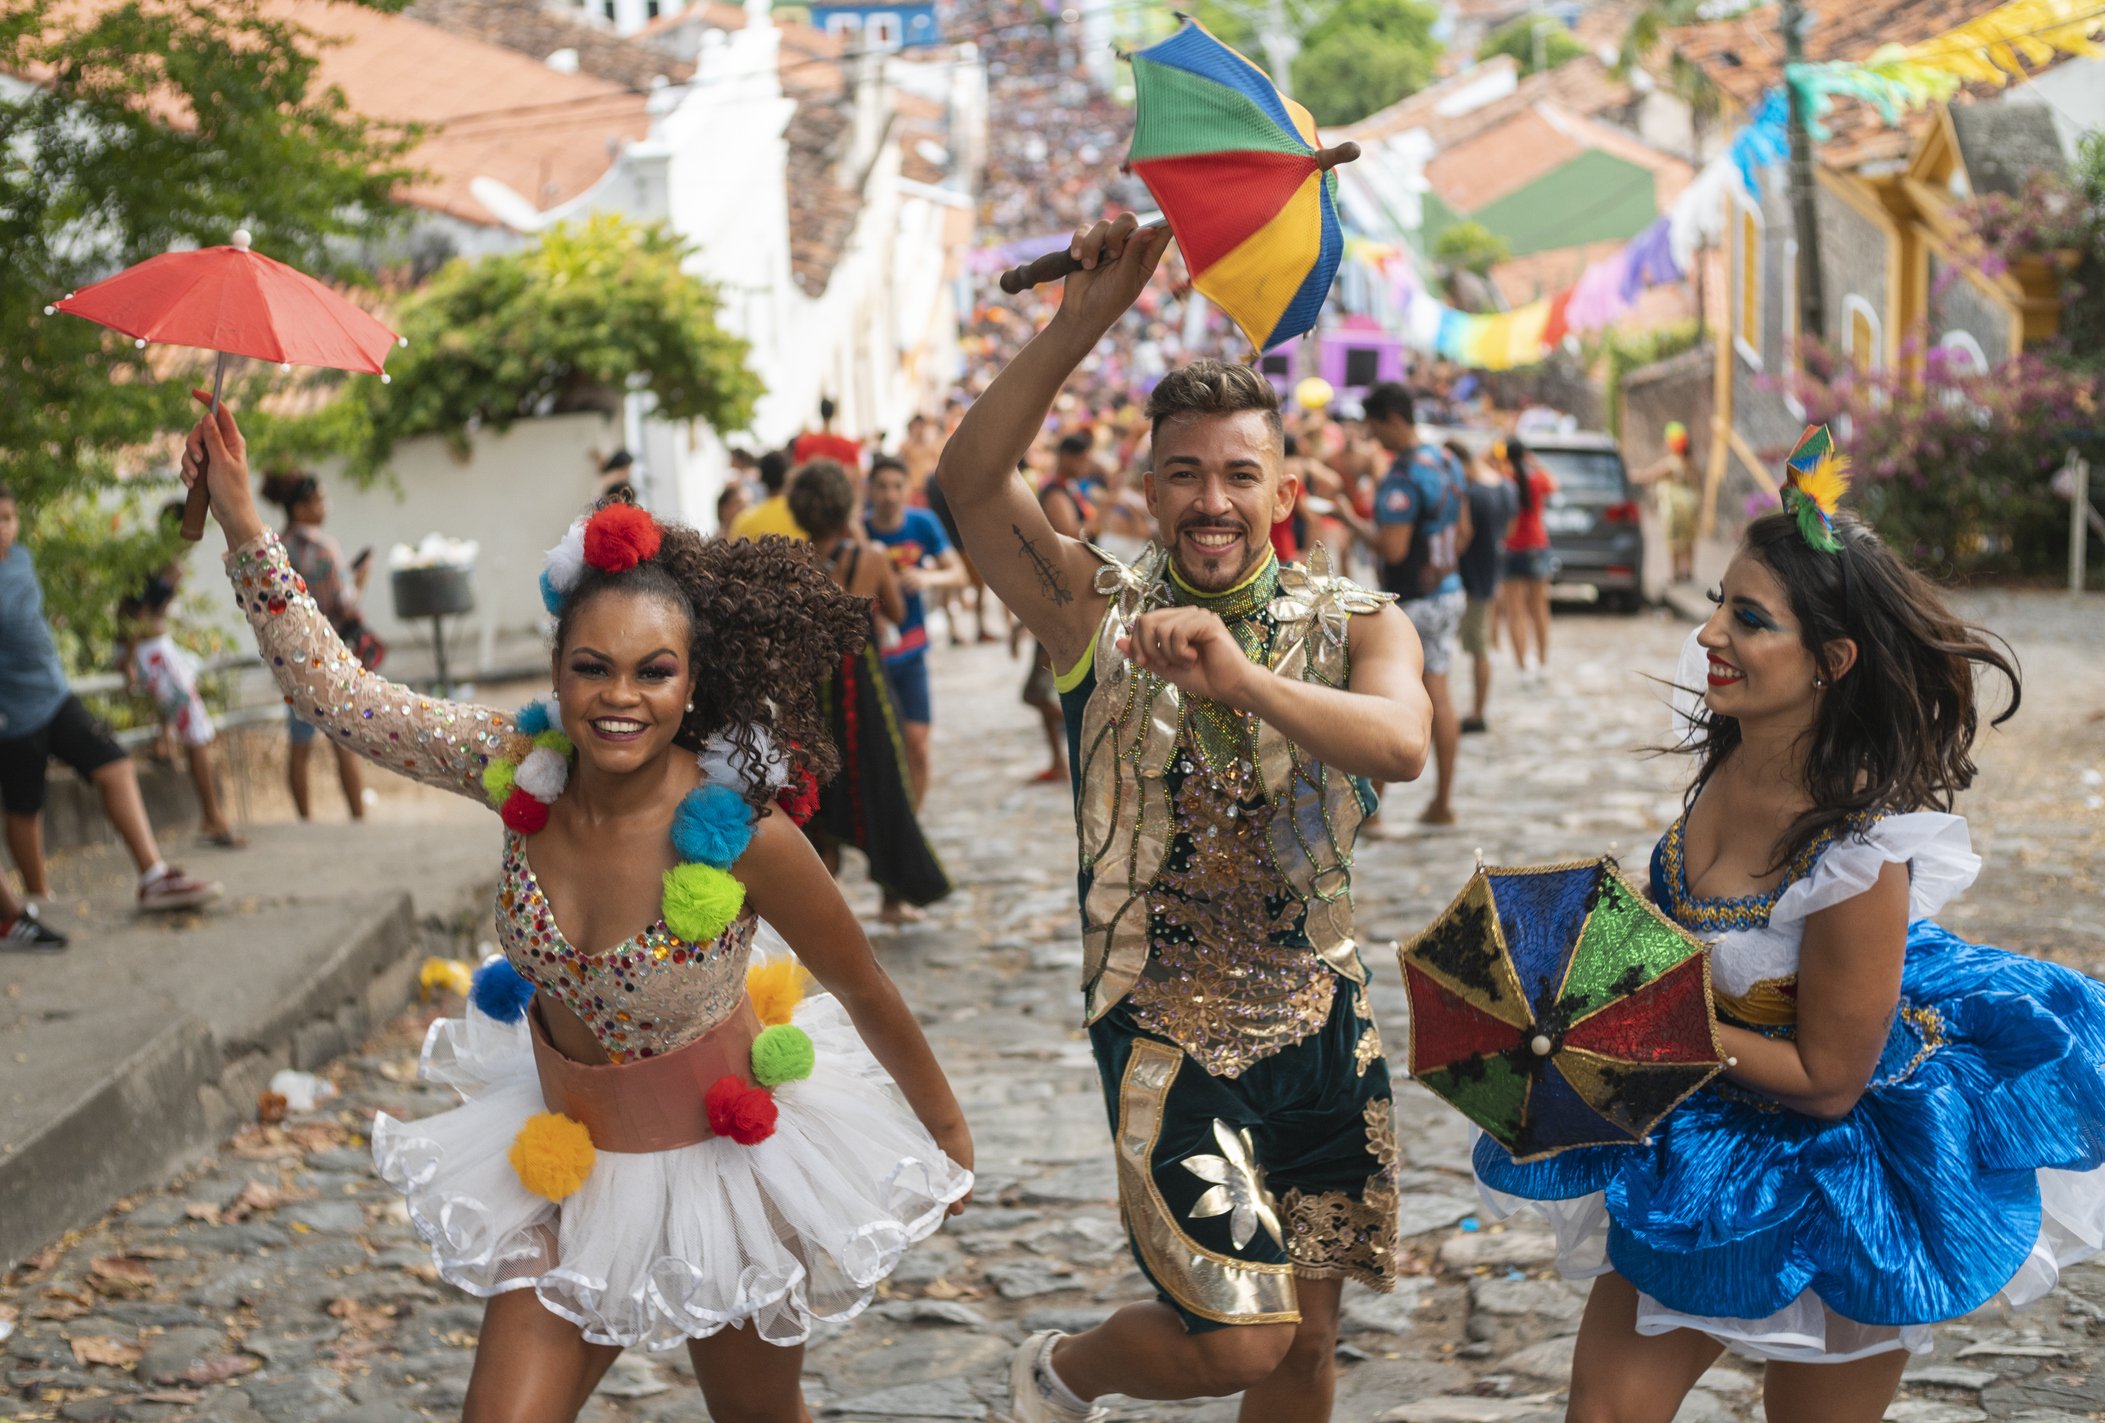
1676;510;2021;870
786;459;855;541
552;506;865;809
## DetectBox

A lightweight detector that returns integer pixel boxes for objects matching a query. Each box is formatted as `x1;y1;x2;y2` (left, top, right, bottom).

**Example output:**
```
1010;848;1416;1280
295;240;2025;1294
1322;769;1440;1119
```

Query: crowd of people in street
6;9;2099;1423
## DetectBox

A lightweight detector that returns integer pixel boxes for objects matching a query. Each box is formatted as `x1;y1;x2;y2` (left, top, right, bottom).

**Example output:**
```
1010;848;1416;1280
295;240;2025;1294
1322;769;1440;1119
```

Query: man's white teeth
1191;532;1237;548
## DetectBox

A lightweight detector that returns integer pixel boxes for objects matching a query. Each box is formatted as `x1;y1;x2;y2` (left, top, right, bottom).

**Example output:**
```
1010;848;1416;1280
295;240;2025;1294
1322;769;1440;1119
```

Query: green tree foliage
1432;220;1510;278
1787;339;2102;575
334;215;763;479
1478;14;1587;75
1192;0;1441;127
0;0;417;675
1956;131;2105;372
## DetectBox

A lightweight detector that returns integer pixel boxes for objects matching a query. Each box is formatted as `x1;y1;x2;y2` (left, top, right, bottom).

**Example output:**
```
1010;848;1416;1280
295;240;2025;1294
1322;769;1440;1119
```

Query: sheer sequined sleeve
227;532;513;802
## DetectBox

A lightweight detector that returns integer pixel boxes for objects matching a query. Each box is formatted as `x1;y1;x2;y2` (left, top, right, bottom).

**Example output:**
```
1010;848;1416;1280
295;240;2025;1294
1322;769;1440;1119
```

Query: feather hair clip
1780;424;1850;554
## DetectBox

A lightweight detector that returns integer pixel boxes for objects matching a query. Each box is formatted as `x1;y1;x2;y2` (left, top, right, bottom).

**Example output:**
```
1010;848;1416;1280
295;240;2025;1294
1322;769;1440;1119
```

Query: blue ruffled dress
1473;810;2105;1362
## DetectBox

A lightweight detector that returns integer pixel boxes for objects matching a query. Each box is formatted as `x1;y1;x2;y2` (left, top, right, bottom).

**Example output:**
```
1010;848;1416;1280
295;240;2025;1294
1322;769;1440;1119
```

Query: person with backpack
1364;383;1471;831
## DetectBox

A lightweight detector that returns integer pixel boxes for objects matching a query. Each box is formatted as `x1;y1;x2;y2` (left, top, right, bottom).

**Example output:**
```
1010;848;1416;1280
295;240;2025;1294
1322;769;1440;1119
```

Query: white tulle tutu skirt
370;993;972;1350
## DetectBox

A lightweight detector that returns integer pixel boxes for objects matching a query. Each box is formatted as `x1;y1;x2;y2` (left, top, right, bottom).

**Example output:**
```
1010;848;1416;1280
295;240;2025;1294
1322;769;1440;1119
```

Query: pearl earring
1813;676;1827;689
685;700;695;713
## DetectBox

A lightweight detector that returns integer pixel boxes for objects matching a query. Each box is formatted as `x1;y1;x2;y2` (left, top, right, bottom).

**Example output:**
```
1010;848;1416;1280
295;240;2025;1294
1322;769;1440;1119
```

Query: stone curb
0;891;445;1273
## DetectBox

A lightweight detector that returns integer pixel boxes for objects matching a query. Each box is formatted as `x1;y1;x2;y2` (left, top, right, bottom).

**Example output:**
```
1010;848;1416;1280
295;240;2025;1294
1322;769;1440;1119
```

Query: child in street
118;502;244;848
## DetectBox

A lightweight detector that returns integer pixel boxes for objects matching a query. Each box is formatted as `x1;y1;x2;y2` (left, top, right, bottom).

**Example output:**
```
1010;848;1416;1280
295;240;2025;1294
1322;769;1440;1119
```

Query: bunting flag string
1328;0;2105;373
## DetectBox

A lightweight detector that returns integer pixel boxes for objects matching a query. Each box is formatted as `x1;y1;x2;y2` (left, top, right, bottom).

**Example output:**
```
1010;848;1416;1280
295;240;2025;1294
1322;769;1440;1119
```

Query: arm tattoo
1012;523;1074;607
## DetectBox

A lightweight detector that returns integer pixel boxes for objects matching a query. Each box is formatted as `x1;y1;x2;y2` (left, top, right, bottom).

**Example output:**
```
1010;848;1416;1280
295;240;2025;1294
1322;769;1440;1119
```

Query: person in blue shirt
0;485;220;923
862;456;965;809
1364;382;1473;831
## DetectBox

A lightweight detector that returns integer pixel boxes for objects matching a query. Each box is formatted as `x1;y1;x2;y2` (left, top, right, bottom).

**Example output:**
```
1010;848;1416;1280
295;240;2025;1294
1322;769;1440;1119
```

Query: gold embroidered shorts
1087;986;1401;1331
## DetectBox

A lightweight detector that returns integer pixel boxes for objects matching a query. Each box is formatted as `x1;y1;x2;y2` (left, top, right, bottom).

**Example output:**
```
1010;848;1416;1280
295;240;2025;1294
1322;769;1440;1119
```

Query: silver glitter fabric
230;531;757;1062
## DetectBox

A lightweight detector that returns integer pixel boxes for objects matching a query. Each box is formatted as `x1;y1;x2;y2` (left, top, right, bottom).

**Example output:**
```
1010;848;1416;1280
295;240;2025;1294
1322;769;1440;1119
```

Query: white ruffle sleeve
1769;812;1981;926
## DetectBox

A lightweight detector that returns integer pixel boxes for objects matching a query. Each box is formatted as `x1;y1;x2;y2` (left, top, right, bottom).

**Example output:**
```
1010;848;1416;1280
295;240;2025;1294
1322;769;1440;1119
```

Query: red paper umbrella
51;229;402;539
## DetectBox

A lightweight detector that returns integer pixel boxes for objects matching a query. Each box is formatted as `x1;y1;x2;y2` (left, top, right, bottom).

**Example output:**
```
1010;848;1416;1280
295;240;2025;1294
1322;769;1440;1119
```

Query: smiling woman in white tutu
181;400;972;1423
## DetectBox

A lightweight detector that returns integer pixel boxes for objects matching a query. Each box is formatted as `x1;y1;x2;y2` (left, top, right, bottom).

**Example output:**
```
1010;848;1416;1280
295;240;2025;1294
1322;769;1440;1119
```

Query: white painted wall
191;413;617;672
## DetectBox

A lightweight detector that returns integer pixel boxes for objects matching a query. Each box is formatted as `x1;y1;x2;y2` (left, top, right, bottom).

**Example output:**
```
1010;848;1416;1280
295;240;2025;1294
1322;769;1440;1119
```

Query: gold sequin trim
1125;770;1335;1078
1114;1040;1300;1325
1280;1096;1401;1290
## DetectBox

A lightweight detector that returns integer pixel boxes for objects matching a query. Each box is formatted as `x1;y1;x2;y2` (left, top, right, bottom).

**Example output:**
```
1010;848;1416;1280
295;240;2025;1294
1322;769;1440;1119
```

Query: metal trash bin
391;564;476;620
390;563;476;695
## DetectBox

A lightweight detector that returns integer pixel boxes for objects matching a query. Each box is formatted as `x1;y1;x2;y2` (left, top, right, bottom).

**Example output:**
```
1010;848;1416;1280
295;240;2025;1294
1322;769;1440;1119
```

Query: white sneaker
996;1331;1107;1423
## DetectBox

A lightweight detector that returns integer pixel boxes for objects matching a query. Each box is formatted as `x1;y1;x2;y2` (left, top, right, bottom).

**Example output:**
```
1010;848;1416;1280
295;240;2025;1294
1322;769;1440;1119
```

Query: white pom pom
515;745;569;802
543;517;588;594
698;725;789;791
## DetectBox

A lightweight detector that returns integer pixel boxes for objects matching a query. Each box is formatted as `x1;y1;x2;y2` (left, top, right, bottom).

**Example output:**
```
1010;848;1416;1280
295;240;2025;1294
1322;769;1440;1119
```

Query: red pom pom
777;766;820;828
582;504;662;573
500;786;552;834
727;1085;778;1144
705;1076;778;1145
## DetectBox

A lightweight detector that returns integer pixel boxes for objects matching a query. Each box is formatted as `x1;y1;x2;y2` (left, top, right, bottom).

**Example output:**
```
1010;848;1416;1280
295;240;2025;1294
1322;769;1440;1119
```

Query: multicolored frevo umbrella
1400;859;1725;1162
1126;21;1347;353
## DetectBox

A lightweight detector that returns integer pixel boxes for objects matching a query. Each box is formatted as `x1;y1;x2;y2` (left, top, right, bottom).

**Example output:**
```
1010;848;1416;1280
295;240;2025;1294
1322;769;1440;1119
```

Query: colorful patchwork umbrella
997;20;1355;353
1400;858;1725;1162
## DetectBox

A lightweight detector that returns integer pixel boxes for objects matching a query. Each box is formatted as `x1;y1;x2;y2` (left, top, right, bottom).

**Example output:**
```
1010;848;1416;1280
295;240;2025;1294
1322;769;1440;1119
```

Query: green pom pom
481;758;518;808
535;728;574;757
750;1024;815;1087
661;862;746;944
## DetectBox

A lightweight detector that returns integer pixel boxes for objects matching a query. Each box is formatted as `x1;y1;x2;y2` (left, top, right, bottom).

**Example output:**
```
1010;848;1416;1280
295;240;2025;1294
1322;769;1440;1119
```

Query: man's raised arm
934;215;1173;671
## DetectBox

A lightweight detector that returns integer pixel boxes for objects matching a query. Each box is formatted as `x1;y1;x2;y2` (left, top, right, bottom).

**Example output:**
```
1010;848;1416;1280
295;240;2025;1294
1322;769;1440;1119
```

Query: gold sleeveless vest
1073;544;1396;1023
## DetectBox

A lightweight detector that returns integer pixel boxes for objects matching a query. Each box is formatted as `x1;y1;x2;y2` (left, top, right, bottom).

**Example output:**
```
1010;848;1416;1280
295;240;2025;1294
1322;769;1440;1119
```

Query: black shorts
0;694;128;816
1089;983;1400;1332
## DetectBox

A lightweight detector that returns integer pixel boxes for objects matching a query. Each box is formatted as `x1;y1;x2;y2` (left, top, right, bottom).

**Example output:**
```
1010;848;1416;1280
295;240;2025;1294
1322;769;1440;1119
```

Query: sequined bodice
496;836;754;1062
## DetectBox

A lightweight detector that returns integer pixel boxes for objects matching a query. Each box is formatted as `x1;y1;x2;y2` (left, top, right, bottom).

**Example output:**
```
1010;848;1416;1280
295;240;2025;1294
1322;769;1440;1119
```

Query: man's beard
1166;517;1262;593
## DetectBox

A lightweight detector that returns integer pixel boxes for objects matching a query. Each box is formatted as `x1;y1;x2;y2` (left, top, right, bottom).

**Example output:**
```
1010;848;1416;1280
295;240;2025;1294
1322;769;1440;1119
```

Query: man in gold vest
937;213;1435;1423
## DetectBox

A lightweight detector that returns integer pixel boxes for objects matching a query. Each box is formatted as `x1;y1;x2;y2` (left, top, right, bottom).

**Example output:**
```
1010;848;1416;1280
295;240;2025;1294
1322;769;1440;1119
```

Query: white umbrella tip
42;306;55;316
231;228;253;250
398;336;409;347
380;373;392;384
134;337;147;349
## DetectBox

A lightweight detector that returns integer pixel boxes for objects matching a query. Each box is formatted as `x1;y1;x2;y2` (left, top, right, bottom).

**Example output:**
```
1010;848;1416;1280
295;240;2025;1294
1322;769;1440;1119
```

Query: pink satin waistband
529;996;763;1153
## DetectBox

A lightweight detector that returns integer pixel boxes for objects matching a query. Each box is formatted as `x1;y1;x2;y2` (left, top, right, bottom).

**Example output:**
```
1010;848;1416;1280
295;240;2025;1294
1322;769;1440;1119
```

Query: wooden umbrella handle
995;144;1359;296
180;352;229;543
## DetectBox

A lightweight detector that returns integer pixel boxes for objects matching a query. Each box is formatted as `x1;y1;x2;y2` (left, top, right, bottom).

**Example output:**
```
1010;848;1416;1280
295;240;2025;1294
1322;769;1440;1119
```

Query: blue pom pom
539;570;563;616
471;958;536;1023
515;700;553;737
670;785;755;868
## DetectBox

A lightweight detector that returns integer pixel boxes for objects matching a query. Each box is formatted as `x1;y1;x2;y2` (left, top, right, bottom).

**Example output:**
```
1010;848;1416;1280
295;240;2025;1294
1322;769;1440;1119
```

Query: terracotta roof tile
1666;0;1988;168
406;0;693;89
785;95;860;295
271;1;648;227
1428;106;1584;210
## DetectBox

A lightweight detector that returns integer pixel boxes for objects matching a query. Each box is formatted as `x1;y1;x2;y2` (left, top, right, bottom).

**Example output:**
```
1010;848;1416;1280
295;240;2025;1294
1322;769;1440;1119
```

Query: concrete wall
1814;184;1891;358
1928;253;2014;361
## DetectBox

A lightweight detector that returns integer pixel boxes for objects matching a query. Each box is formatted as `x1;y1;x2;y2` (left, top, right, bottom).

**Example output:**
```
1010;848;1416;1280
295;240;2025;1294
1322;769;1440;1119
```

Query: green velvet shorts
1088;981;1401;1332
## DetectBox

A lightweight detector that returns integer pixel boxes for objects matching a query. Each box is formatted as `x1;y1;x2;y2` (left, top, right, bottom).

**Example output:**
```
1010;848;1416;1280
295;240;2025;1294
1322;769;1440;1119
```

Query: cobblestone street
5;596;2103;1423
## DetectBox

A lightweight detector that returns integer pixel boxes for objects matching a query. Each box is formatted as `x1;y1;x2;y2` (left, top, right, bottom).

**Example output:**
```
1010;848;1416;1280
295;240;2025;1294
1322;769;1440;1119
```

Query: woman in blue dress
1474;490;2105;1420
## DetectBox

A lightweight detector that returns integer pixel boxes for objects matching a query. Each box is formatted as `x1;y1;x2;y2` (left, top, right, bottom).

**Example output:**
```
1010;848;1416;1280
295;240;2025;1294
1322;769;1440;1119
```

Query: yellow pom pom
746;958;808;1026
661;862;746;944
509;1112;595;1201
